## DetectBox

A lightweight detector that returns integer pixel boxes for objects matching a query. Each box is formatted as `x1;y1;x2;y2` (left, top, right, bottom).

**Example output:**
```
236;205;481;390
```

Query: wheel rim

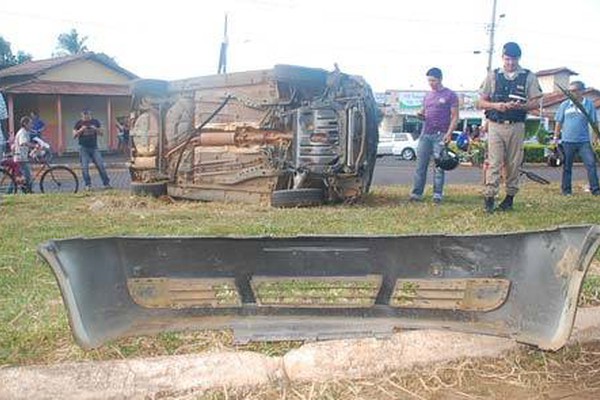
40;166;79;193
0;168;17;194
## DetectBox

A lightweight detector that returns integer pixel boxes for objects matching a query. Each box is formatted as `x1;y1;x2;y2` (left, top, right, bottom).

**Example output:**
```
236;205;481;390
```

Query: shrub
523;144;546;163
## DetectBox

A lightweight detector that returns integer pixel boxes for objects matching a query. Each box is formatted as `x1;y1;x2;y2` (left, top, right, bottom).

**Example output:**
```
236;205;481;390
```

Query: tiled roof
536;67;578;77
1;80;130;96
529;88;600;117
0;53;137;80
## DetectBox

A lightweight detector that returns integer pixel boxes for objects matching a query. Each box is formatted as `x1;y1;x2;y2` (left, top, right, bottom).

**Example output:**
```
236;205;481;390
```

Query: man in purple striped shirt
410;68;459;203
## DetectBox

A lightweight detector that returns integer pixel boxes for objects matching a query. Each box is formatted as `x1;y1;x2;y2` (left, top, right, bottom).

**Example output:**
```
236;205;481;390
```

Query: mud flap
38;225;600;350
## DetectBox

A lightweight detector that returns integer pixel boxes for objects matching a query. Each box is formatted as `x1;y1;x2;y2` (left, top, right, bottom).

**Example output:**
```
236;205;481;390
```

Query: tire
40;166;79;193
131;181;168;197
131;79;169;97
0;167;17;194
271;188;325;208
401;148;416;161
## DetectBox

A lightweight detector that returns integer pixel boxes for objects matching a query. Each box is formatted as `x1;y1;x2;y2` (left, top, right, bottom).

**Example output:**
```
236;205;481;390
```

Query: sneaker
409;194;422;202
84;186;92;192
484;197;495;214
432;195;442;204
497;195;514;212
103;184;113;190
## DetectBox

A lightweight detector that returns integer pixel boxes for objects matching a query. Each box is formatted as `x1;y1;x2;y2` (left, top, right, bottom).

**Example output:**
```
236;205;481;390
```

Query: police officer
477;42;542;213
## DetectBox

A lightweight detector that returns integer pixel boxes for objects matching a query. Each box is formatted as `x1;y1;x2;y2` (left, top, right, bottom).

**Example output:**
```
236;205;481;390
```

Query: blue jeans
17;161;32;192
411;133;445;199
561;142;599;195
79;146;110;187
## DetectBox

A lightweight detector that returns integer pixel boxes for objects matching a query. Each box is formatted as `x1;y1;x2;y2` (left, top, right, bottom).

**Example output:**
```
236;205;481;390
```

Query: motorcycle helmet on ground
435;146;460;171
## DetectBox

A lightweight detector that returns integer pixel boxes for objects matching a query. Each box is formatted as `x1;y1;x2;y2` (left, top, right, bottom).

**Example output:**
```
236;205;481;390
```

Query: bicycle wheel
40;166;79;193
0;167;17;194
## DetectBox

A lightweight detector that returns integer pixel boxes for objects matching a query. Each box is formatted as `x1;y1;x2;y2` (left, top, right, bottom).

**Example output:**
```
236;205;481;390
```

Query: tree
55;29;89;56
0;36;32;70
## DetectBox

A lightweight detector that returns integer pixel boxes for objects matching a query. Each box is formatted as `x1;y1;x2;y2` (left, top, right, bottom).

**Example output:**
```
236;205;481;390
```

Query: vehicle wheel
0;167;17;194
40;166;79;193
271;188;325;208
131;181;168;197
131;79;169;97
401;148;416;160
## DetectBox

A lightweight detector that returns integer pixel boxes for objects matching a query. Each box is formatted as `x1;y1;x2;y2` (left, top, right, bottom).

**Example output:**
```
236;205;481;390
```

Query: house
530;68;600;129
536;67;578;94
0;53;137;154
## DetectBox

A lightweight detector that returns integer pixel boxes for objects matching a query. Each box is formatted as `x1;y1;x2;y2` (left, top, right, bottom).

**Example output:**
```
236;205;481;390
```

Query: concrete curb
1;308;599;400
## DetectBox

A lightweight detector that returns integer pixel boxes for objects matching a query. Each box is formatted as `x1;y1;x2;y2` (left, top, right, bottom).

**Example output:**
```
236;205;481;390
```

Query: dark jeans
79;146;110;187
561;141;599;195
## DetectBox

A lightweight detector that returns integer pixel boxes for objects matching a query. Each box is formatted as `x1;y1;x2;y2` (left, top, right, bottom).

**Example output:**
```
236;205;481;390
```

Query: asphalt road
372;155;588;186
63;153;590;191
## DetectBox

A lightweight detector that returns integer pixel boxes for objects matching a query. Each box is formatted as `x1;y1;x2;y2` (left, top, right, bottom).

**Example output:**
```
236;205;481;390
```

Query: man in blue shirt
554;81;599;196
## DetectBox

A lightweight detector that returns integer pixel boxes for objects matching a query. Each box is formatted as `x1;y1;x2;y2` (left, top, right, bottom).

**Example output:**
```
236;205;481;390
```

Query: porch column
56;95;64;154
107;97;114;150
7;94;14;135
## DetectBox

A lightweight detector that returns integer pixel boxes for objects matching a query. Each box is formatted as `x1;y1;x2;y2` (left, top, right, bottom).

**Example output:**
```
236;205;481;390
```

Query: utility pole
486;0;498;72
217;13;228;74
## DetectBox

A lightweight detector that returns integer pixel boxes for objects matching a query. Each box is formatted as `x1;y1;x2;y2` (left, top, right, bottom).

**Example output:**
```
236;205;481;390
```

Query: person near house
29;111;51;150
116;117;130;155
73;109;111;191
409;67;459;204
477;42;542;213
553;80;600;196
0;92;7;155
13;116;37;192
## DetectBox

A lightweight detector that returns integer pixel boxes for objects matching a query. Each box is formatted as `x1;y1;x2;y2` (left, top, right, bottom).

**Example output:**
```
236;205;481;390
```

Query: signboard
377;90;479;113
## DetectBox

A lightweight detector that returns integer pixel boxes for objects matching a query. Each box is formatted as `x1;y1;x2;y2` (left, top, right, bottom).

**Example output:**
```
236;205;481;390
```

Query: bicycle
0;147;79;194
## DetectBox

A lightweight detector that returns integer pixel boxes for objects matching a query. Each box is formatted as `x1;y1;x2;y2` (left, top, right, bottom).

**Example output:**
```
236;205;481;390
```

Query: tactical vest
485;68;530;123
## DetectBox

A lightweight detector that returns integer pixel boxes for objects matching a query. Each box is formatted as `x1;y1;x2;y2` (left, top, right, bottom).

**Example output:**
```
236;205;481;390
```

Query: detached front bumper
38;225;600;350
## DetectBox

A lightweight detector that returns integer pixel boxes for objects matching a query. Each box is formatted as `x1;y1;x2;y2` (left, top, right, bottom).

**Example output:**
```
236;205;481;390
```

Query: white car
391;132;419;160
377;132;419;160
376;131;396;156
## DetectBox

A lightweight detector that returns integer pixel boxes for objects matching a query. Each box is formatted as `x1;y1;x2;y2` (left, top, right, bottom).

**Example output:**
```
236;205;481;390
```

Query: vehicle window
395;133;408;141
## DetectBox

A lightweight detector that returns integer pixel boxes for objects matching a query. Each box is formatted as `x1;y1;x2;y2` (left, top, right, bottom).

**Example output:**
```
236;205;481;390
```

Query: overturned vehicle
39;225;600;351
128;65;379;206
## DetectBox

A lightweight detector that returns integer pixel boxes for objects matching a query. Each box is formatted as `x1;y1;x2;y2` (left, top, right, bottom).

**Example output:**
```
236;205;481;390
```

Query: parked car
391;132;419;160
376;132;396;156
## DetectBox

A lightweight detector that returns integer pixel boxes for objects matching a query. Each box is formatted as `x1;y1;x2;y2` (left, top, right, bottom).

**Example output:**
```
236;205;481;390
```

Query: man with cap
477;42;542;213
409;67;459;204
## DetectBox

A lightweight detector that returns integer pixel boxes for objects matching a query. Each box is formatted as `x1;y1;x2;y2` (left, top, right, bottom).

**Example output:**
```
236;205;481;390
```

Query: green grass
1;181;600;366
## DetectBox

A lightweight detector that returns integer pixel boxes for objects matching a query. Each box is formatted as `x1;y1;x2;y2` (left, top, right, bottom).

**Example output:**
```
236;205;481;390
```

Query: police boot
498;195;514;211
484;197;495;214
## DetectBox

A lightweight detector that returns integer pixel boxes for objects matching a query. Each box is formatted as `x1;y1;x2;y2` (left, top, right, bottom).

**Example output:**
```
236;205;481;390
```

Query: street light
485;0;505;71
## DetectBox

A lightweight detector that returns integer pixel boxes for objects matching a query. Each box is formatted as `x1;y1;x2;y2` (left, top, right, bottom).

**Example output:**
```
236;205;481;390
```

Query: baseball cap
502;42;522;58
426;67;443;80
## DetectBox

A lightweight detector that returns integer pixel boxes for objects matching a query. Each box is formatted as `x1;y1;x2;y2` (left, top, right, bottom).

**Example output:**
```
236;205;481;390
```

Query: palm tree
55;29;89;56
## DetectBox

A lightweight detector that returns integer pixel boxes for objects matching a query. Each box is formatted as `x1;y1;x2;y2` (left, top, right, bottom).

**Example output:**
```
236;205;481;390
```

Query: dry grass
199;341;600;400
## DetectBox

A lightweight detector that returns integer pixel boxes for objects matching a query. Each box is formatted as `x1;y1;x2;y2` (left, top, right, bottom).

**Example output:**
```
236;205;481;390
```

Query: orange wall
15;94;131;153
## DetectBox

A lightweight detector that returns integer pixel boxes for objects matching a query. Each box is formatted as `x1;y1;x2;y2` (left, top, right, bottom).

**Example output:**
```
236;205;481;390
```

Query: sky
1;0;599;92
